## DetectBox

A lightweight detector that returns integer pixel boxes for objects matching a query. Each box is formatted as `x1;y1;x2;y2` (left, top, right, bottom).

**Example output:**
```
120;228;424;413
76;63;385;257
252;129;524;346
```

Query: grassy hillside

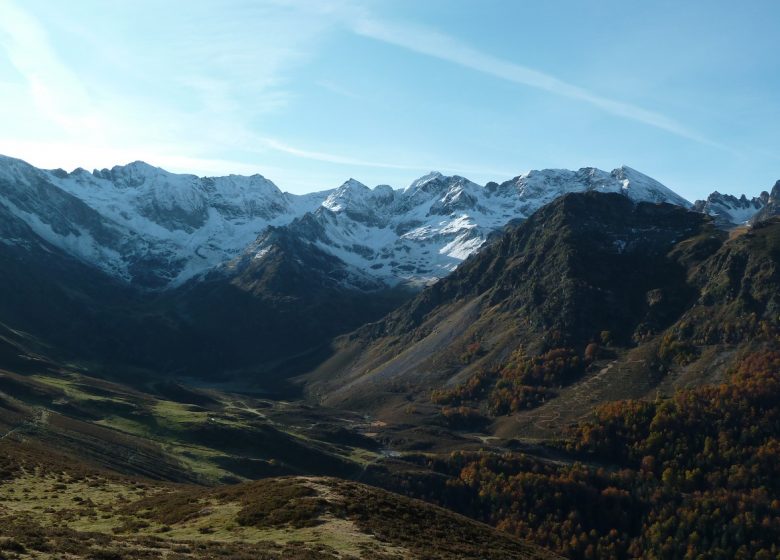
0;440;557;560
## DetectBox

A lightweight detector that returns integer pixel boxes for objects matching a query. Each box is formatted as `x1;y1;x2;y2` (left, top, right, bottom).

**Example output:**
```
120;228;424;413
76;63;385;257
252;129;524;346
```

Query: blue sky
0;0;778;200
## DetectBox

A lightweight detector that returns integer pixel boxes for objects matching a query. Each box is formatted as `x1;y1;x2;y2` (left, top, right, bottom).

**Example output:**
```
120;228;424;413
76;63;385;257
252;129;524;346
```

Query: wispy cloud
250;135;514;178
351;17;724;149
0;2;402;179
254;136;425;170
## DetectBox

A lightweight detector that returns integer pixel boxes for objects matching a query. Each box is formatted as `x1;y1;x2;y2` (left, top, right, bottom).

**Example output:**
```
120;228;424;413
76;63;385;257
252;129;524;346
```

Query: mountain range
3;154;777;294
0;155;730;288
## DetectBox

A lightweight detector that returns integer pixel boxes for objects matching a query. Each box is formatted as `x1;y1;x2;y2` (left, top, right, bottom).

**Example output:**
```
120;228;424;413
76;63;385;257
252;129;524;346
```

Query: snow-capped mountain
0;154;697;290
0;155;323;287
691;179;780;227
693;191;770;227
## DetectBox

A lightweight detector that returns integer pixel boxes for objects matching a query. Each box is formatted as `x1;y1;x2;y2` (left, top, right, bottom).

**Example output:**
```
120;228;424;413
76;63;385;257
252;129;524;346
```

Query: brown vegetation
407;347;780;559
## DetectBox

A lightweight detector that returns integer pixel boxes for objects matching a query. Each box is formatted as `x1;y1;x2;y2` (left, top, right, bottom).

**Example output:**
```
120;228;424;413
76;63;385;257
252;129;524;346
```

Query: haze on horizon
0;0;777;200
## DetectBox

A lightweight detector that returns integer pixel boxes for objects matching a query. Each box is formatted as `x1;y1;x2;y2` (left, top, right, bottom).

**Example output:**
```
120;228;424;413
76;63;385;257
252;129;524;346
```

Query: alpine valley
1;153;780;559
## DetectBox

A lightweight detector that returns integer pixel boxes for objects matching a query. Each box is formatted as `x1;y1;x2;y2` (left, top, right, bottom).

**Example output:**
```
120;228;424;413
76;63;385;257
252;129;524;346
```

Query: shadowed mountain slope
304;193;709;405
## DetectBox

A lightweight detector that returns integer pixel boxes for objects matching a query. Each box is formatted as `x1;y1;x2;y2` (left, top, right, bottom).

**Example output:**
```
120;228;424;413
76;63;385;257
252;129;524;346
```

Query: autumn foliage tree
418;348;780;559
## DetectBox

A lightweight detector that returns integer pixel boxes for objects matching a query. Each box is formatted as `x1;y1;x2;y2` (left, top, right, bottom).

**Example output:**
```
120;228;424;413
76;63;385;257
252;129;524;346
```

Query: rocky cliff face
749;180;780;224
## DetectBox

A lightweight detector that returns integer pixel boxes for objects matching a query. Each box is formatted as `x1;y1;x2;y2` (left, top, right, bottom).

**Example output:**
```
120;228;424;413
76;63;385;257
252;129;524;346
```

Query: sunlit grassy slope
0;440;557;559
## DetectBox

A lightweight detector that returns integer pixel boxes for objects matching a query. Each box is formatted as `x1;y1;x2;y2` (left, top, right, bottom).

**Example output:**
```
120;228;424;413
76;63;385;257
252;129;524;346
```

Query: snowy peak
508;168;605;203
426;177;481;216
61;162;292;230
497;166;691;220
611;165;691;207
403;174;483;215
406;171;444;191
0;154;45;184
322;178;397;227
102;160;176;186
406;172;475;196
694;191;766;227
508;166;690;206
323;178;373;213
693;179;780;227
